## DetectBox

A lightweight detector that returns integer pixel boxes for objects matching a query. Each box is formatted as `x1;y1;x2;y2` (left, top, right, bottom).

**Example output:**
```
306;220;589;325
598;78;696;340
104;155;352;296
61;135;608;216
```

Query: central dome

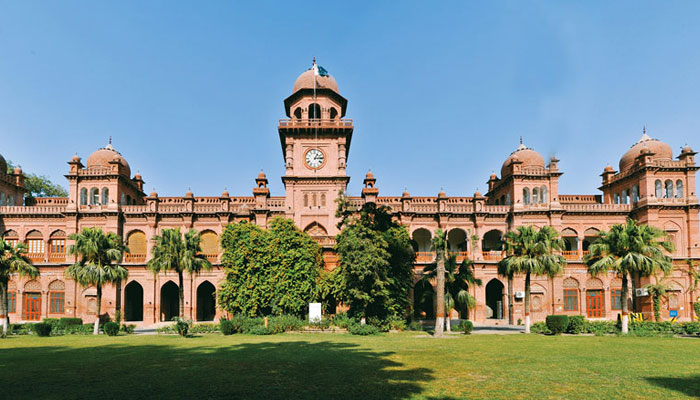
618;131;672;172
86;142;131;177
292;64;339;93
501;142;545;177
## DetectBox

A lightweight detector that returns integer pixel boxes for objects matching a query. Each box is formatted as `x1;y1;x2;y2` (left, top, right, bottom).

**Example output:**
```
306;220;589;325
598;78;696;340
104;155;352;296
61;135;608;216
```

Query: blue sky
1;1;699;198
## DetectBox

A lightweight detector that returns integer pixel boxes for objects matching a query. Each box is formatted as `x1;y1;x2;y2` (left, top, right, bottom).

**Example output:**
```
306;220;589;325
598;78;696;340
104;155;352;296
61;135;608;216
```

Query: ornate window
26;230;45;256
505;194;511;205
90;187;99;205
621;189;628;204
532;187;539;204
121;193;126;205
0;192;5;205
676;180;684;198
655;180;663;198
523;188;530;205
564;289;578;311
8;290;16;313
101;187;109;205
80;188;88;205
49;280;65;314
613;193;620;204
631;185;639;203
665;180;673;198
540;186;547;203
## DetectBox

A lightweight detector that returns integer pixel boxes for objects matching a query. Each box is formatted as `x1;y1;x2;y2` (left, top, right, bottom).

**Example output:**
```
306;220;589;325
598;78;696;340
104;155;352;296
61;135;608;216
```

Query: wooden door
24;292;41;321
587;290;604;318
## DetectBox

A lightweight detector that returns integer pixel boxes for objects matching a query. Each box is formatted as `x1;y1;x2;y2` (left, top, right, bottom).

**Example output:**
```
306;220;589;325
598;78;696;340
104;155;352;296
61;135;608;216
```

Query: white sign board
309;303;322;323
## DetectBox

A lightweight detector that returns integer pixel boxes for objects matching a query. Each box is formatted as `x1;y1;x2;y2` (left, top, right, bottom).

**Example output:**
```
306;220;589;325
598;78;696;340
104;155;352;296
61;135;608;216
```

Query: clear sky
1;1;699;198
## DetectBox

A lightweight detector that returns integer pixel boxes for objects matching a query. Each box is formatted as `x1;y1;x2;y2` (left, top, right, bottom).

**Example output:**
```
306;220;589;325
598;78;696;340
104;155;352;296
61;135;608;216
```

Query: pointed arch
196;281;216;321
304;222;328;236
125;281;144;321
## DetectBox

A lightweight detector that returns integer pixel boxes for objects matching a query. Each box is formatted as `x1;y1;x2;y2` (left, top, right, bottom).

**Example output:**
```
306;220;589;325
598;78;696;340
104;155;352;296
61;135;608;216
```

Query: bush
174;318;190;337
530;322;551;334
567;315;586;334
42;318;60;328
348;323;380;336
229;315;264;334
331;312;354;329
683;322;700;336
59;318;83;327
407;321;423;331
32;323;52;337
309;316;332;330
9;324;31;335
268;315;305;334
120;324;136;334
585;320;618;336
546;315;569;335
103;322;120;336
457;320;473;334
248;326;271;335
189;323;219;334
220;319;235;335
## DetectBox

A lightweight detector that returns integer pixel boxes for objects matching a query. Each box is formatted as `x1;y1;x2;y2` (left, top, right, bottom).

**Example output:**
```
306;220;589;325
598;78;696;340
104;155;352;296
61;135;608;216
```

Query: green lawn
1;332;699;399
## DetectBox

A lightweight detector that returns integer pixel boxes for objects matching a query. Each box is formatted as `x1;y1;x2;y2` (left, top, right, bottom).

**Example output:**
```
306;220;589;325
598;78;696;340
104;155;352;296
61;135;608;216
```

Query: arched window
655;180;663;198
676;180;684;198
523;188;530;205
8;195;13;206
126;195;132;205
505;194;511;205
631;185;639;203
101;187;109;205
303;193;308;207
0;192;5;205
540;186;547;203
125;231;147;263
320;193;326;206
532;188;539;204
121;193;126;205
308;103;321;119
80;188;88;205
48;280;65;314
665;180;673;198
613;193;620;204
90;188;99;205
621;189;628;204
329;108;338;119
293;107;302;119
200;231;219;261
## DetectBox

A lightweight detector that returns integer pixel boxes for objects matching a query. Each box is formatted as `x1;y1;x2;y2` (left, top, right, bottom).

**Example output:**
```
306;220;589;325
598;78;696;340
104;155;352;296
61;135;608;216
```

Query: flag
313;64;329;77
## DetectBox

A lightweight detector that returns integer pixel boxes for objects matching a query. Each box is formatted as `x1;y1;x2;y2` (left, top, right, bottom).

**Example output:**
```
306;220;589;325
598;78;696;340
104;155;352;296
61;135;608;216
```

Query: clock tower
279;60;353;238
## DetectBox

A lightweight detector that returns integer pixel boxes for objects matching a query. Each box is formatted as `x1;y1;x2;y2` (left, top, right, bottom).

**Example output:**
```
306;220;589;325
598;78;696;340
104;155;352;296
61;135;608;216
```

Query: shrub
174;318;190;337
567;315;586;334
331;312;353;329
683;322;700;336
32;323;52;337
407;321;423;331
59;318;83;327
585;320;618;336
220;319;235;335
517;318;522;326
9;324;31;335
42;318;60;328
189;323;219;334
103;322;120;336
530;322;550;334
120;324;136;334
348;323;379;336
268;315;305;334
457;320;473;334
545;315;569;335
248;326;271;335
229;315;264;334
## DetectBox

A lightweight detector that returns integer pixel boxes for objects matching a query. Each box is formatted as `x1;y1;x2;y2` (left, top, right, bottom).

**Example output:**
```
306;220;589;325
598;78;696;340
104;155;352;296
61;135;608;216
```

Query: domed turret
292;59;339;93
501;140;545;177
618;129;672;172
86;140;131;177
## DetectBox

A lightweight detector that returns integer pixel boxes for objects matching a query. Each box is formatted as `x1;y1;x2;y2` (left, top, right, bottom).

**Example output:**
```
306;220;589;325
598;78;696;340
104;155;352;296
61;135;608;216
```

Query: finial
643;125;646;135
313;56;316;65
188;187;191;191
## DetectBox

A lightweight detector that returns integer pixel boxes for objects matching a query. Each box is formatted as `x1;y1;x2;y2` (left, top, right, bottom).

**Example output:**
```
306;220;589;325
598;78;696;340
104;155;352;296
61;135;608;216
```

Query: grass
1;332;699;399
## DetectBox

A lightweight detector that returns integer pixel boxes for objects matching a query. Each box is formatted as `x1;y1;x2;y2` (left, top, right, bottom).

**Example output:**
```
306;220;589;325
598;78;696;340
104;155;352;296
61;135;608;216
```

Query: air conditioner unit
515;291;525;299
635;288;649;297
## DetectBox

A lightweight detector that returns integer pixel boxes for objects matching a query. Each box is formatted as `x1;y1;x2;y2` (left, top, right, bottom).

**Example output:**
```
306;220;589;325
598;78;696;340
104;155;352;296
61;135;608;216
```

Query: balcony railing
48;253;66;263
278;119;353;129
124;253;146;263
203;253;218;263
561;250;580;260
27;253;44;263
449;251;469;262
482;251;504;261
415;252;436;263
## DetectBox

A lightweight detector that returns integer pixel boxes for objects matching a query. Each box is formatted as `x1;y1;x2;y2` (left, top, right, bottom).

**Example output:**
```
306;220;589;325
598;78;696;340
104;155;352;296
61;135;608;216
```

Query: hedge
546;315;569;335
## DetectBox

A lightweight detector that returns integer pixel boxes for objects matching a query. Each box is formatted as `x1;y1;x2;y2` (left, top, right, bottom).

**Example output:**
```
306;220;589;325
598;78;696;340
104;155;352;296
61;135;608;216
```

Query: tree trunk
434;252;445;337
524;272;531;333
178;271;185;319
507;275;514;325
621;273;629;334
0;280;8;337
94;285;102;335
115;279;122;323
653;296;661;322
630;271;637;313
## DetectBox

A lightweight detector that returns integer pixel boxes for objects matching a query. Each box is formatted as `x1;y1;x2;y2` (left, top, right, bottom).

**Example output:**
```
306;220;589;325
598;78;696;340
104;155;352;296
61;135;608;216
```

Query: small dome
619;131;672;172
86;142;131;177
365;171;374;180
489;173;498;180
257;171;267;180
185;189;194;198
438;189;447;198
402;189;410;197
681;145;694;154
474;190;483;197
604;165;614;172
293;64;339;93
133;173;142;180
13;166;22;175
71;154;81;163
149;190;158;198
501;142;545;177
221;190;230;197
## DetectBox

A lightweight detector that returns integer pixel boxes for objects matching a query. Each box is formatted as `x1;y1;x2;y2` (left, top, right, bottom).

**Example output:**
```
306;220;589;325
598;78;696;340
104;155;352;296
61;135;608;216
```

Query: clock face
305;148;324;169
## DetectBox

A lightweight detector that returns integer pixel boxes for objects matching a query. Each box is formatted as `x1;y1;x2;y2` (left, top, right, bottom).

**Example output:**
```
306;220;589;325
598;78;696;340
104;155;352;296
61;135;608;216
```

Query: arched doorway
196;281;216;321
124;281;143;321
160;281;179;321
485;279;505;319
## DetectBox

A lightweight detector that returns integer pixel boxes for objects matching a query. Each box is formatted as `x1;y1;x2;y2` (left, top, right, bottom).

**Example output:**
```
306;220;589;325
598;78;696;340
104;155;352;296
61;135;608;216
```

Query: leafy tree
65;227;128;334
334;199;415;321
148;228;212;318
0;240;38;337
584;219;673;334
217;218;322;317
644;277;672;322
317;267;346;314
500;225;566;333
422;253;482;333
6;160;68;199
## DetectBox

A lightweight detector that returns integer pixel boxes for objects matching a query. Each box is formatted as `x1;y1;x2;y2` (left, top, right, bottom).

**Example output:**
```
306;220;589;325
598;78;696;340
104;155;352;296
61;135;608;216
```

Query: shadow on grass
0;339;449;400
645;375;700;398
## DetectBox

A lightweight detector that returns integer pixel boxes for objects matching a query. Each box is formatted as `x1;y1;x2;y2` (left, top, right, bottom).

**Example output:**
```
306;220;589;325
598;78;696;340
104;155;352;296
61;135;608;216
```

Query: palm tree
431;229;447;337
65;227;128;335
422;254;482;332
497;258;516;325
500;225;566;333
0;240;38;337
584;218;673;334
644;277;672;322
148;228;212;319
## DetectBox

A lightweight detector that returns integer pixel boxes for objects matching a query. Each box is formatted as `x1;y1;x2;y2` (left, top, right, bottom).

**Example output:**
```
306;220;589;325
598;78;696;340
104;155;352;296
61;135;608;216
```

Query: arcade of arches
1;62;699;325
